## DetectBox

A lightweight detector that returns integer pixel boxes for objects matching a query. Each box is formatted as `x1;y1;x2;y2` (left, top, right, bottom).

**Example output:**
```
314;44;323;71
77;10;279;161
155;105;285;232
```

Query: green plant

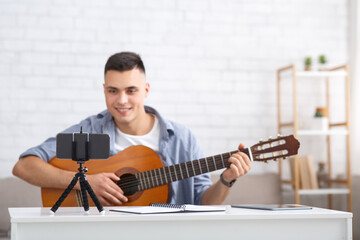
314;112;323;117
304;57;312;66
319;55;327;64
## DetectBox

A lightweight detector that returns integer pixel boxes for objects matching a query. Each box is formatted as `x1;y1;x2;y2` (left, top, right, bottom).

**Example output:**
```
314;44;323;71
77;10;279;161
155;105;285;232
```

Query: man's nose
117;92;128;104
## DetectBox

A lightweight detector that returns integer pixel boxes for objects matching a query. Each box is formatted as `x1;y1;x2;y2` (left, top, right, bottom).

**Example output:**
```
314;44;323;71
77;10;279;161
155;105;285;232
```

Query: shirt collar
144;105;174;138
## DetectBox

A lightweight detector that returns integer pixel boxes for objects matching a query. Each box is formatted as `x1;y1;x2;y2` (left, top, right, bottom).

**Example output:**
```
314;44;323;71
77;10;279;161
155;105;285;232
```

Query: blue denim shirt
20;106;212;205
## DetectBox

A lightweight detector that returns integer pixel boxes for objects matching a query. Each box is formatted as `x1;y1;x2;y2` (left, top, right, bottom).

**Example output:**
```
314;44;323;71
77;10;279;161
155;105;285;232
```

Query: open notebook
110;203;226;214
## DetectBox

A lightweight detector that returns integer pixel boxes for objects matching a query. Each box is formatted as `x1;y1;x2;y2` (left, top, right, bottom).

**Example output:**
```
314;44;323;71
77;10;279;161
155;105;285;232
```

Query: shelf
280;70;347;79
283;188;350;196
296;71;347;78
297;130;348;136
299;188;350;195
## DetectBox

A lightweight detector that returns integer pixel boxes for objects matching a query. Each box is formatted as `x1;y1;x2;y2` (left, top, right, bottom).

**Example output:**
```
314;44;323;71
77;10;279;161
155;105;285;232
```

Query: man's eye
108;89;117;94
128;89;137;94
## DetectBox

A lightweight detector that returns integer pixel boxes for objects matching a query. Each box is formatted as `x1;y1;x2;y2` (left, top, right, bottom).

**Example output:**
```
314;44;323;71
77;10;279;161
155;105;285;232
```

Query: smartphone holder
50;128;108;214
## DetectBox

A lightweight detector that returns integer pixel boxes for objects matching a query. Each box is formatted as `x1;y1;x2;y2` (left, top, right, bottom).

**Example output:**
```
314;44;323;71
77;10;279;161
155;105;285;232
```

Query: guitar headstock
250;135;300;162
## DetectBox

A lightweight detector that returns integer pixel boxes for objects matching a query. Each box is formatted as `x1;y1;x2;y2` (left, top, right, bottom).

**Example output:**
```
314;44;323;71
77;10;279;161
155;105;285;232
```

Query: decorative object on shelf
311;107;329;131
317;162;328;188
304;57;312;71
314;107;328;117
289;156;318;189
318;55;327;70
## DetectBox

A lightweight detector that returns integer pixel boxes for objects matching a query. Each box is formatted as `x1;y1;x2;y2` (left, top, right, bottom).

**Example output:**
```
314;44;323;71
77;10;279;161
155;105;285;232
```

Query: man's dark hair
104;52;145;75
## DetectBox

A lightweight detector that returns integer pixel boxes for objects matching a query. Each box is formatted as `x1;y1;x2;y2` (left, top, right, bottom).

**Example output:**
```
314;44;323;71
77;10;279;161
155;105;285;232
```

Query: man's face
103;69;149;128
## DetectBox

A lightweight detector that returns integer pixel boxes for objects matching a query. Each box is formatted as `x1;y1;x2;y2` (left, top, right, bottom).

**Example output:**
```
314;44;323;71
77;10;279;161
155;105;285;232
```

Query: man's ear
145;82;150;97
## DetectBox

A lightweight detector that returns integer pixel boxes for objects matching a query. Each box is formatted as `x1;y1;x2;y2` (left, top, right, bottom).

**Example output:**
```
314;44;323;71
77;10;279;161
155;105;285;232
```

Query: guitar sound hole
117;173;139;196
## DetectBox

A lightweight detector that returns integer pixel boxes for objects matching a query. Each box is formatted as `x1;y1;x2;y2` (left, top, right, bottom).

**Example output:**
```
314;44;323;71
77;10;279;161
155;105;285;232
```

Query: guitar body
41;145;169;207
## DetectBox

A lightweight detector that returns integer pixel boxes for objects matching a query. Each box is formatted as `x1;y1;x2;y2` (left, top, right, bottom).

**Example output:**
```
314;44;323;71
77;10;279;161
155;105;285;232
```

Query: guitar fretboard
135;148;250;191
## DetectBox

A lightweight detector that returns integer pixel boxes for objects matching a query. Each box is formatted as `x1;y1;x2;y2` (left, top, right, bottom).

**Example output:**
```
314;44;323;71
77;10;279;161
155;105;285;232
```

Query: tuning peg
259;138;264;143
273;159;278;162
268;136;272;140
283;157;287;160
277;133;282;138
264;160;268;164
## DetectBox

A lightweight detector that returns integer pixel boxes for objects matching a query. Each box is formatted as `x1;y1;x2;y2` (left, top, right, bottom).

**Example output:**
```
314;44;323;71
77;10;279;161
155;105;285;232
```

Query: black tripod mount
50;130;104;214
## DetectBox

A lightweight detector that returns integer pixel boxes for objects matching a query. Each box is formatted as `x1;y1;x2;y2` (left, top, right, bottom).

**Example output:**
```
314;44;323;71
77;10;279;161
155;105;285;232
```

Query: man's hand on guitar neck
86;173;128;206
201;143;251;205
221;143;252;184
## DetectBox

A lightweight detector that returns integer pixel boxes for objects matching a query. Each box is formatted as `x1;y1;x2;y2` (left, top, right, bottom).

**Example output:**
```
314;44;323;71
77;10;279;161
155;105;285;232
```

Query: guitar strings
117;149;254;191
117;152;239;192
118;159;227;191
117;142;288;191
119;153;281;193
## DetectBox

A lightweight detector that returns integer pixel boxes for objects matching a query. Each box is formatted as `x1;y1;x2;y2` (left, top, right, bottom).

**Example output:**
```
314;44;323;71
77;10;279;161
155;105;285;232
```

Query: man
13;52;251;206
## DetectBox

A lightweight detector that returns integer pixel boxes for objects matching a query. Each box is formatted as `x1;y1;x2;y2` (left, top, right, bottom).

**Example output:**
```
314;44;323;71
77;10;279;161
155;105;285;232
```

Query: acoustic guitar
41;135;300;207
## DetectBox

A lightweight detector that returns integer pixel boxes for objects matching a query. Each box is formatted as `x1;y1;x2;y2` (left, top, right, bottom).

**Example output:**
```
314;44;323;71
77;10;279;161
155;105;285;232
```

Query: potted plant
304;57;312;71
318;54;327;70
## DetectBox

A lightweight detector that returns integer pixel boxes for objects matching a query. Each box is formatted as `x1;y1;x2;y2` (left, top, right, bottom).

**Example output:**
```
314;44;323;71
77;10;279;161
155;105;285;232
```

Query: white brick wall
0;0;349;177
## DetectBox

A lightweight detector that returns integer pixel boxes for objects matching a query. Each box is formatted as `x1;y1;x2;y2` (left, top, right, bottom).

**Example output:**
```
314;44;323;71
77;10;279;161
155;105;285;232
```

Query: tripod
50;162;104;214
50;130;104;214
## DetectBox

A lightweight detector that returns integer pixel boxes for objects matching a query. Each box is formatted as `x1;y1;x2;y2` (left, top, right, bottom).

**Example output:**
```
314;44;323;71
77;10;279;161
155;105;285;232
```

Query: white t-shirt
114;115;160;152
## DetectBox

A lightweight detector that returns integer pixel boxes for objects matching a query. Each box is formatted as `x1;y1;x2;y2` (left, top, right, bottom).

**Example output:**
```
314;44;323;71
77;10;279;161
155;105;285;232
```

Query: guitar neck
135;148;252;191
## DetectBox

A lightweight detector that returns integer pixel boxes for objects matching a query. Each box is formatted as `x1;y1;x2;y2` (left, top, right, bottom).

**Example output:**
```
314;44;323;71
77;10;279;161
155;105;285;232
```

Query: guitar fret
191;161;195;176
198;160;202;174
167;166;173;182
184;162;190;178
204;158;209;173
221;154;225;168
143;172;148;189
161;168;167;184
155;168;160;186
174;164;181;181
153;169;157;187
149;170;155;188
139;173;145;191
145;171;150;189
172;165;178;181
178;164;184;180
212;156;217;170
185;162;191;177
147;171;151;189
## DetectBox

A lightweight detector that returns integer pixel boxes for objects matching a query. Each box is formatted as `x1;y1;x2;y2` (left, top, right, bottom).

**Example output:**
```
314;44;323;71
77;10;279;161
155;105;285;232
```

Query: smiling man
13;52;251;206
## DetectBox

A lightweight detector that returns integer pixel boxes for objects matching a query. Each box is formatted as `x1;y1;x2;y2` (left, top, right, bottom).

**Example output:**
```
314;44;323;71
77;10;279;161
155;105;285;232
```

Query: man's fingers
87;173;127;205
103;172;120;182
102;191;124;205
107;185;128;203
98;196;112;206
229;163;241;176
238;143;245;150
227;152;251;177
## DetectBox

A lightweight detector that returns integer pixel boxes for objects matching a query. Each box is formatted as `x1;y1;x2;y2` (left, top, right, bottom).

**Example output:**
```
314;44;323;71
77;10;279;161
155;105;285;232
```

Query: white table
9;206;352;240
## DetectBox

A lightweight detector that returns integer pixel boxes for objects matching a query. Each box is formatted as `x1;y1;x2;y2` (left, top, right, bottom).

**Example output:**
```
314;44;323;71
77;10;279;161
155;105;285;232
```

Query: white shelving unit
297;130;349;136
277;64;352;212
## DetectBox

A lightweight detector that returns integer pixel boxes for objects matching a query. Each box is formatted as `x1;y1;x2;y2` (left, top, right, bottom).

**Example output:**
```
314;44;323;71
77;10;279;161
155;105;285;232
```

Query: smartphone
56;133;110;160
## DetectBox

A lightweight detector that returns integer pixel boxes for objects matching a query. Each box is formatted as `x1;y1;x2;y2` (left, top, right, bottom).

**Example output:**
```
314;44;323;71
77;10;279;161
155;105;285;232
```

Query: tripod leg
79;173;89;212
50;174;80;214
83;177;104;213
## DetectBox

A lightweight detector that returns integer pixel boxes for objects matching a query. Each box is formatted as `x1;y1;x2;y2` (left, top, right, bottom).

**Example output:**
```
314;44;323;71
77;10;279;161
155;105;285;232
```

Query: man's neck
116;113;155;136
